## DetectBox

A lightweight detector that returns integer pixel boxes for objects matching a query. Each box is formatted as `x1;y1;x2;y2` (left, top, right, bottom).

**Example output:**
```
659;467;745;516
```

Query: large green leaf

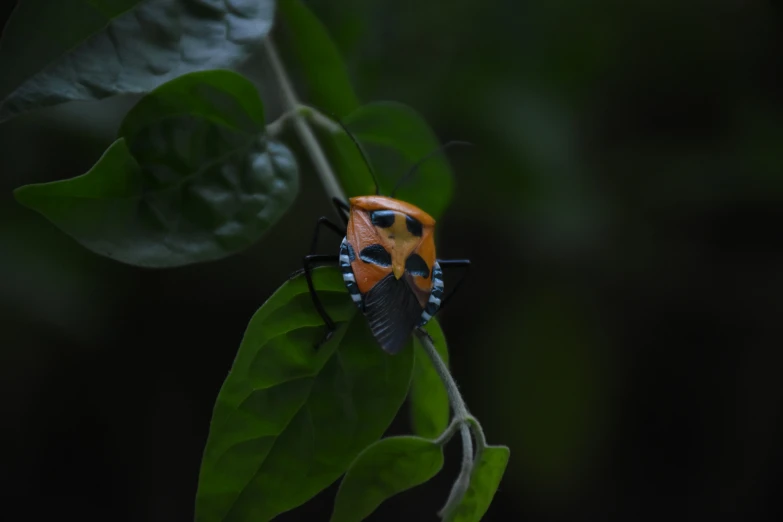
330;436;444;522
328;101;456;220
0;0;275;123
15;70;298;268
410;322;450;438
196;267;415;522
447;445;510;522
276;0;360;118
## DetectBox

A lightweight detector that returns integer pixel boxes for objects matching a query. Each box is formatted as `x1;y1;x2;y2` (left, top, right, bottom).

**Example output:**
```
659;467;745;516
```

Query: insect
301;126;471;355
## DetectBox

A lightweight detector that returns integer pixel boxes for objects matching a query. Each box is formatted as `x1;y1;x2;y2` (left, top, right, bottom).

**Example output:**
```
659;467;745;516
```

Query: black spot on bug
405;254;430;278
360;244;392;267
371;210;395;228
431;286;443;299
405;215;423;237
425;301;439;315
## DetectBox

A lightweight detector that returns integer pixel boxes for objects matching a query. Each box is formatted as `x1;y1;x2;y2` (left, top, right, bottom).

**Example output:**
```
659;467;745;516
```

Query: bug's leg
293;212;348;348
303;254;340;348
332;197;350;226
434;259;471;313
309;216;346;254
288;218;344;279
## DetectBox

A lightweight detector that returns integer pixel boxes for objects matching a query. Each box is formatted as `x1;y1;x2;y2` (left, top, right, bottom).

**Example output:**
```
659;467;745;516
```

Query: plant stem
436;423;474;519
263;38;347;205
415;328;475;519
267;105;344;139
415;328;470;421
266;107;301;137
467;415;488;451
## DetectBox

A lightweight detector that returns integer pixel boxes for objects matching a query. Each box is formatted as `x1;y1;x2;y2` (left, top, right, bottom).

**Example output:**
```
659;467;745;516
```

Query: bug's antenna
390;141;473;197
333;119;382;196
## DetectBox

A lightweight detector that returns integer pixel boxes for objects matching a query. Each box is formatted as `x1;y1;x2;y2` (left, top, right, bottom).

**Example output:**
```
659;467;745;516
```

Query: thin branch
263;38;346;206
267;105;344;139
415;328;475;519
266;105;305;137
415;328;470;421
433;419;460;446
438;423;474;519
467;416;488;451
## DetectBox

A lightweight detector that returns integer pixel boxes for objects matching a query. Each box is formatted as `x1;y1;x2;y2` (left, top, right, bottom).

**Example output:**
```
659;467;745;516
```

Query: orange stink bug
300;126;471;354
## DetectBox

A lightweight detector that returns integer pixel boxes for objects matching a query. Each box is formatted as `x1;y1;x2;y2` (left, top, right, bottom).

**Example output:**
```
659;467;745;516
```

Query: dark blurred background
2;0;782;520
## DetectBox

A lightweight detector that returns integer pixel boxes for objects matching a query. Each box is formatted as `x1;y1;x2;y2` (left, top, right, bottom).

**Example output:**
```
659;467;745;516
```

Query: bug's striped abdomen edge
418;261;443;326
339;238;363;310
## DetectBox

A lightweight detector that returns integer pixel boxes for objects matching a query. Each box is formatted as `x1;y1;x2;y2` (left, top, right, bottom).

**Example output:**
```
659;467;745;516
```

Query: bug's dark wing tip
370;317;415;355
364;274;422;356
379;337;409;355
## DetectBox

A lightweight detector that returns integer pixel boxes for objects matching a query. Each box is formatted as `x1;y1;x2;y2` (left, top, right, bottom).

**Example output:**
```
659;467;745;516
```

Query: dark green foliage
276;0;360;118
15;71;298;267
273;0;455;219
0;0;275;122
195;267;414;522
2;2;508;520
331;436;445;522
337;101;456;219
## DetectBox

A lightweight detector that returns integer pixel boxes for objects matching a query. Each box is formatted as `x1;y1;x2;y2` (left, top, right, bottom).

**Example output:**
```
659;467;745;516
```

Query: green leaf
410;321;450;438
330;101;456;220
276;0;360;118
195;267;415;522
330;436;444;522
0;0;275;123
447;445;510;522
15;70;298;268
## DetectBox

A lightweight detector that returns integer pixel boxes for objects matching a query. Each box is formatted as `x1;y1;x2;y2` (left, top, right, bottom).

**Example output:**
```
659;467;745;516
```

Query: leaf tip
12;182;36;206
